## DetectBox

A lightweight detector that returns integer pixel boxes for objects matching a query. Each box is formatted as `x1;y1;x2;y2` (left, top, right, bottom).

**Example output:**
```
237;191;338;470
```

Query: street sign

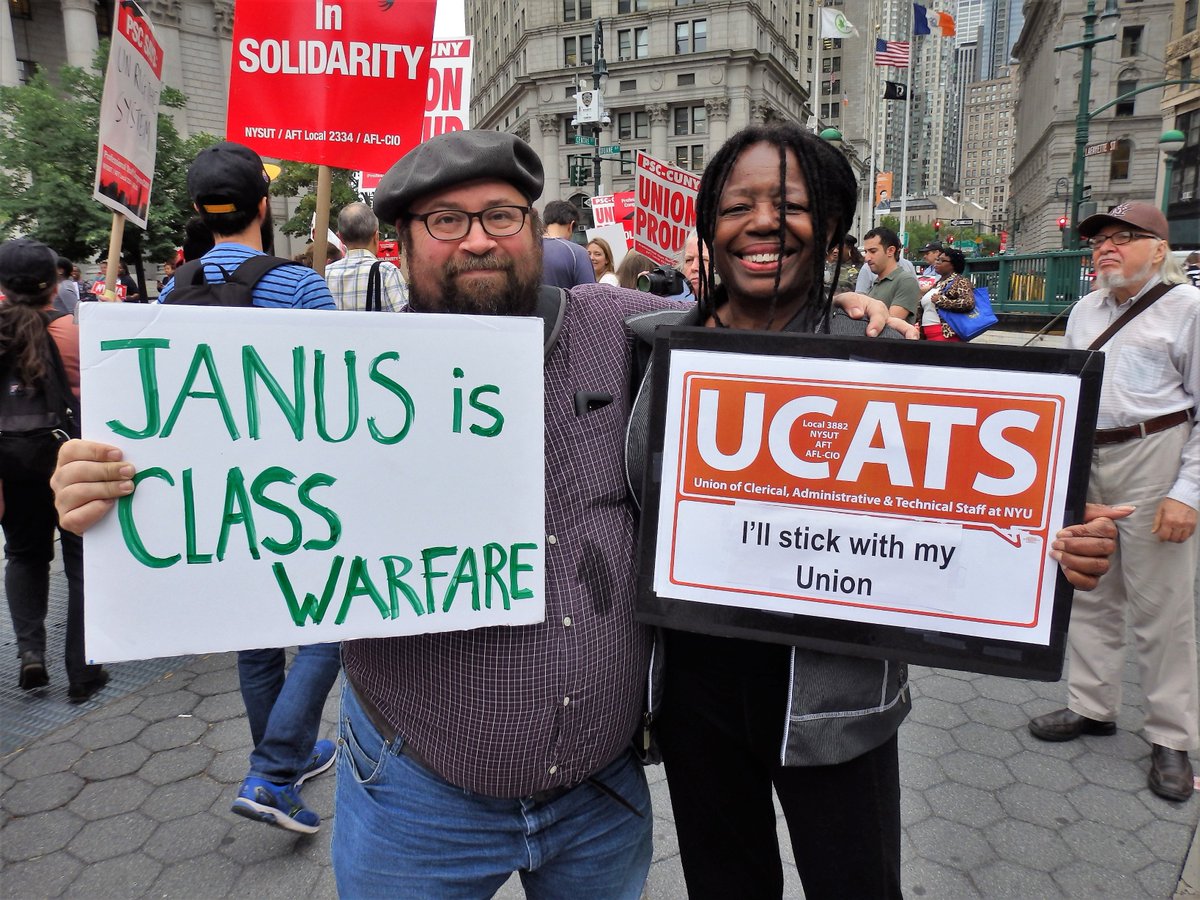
950;218;974;227
954;239;980;255
1085;140;1118;157
599;144;622;156
572;135;597;145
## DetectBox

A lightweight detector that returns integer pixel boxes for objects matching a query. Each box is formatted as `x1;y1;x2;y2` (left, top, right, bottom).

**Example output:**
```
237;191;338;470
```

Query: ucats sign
78;304;545;663
228;0;436;172
636;328;1103;680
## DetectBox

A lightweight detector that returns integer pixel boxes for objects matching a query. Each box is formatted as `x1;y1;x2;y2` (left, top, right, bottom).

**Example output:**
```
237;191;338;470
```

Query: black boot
19;650;49;689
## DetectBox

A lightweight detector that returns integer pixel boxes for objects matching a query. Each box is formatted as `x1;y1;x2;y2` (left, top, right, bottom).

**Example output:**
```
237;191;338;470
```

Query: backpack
164;255;294;307
0;310;81;480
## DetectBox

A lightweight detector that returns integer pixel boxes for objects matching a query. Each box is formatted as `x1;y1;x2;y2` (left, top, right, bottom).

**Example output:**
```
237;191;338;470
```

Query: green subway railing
964;250;1094;316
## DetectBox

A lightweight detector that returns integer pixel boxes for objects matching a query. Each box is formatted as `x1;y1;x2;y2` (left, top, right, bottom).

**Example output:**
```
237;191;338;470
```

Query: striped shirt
342;285;675;798
323;249;407;312
156;243;335;310
1066;276;1200;508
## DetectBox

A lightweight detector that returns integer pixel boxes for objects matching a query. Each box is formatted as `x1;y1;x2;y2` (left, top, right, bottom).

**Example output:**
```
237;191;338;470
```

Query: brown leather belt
348;681;573;804
1094;409;1191;446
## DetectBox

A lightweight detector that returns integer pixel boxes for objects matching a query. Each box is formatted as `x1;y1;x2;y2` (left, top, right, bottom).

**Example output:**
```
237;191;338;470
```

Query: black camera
636;265;687;297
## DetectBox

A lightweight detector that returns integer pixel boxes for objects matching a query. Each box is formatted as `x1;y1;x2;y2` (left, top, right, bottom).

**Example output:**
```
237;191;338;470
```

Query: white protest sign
93;0;163;230
359;37;474;199
634;151;700;266
79;304;545;663
653;349;1081;647
591;193;616;227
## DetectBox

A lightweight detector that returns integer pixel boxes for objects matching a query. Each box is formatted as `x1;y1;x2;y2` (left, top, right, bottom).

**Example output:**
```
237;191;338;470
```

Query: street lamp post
1055;0;1119;249
591;20;608;199
1159;129;1187;215
821;128;856;230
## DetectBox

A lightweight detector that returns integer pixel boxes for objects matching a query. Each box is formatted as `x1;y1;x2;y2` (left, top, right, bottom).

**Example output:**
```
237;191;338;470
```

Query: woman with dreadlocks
625;122;1123;898
624;123;910;898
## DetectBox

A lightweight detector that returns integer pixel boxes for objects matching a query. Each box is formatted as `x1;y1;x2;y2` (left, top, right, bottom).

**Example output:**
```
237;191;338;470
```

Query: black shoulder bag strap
41;311;81;438
230;255;293;287
1087;282;1173;351
365;260;385;312
536;285;568;359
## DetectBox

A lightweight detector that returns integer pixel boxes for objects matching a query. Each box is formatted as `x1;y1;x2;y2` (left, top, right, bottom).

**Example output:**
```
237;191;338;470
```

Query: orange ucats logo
677;374;1064;531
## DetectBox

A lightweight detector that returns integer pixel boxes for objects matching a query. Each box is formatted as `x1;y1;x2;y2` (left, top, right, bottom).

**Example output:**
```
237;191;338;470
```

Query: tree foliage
0;45;217;278
270;163;361;238
878;215;1002;259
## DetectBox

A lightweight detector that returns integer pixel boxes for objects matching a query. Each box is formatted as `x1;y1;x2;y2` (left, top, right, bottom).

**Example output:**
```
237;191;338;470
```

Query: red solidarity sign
227;0;436;173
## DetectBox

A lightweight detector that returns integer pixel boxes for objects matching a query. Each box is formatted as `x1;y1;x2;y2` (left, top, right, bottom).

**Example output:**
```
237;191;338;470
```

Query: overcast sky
433;0;466;37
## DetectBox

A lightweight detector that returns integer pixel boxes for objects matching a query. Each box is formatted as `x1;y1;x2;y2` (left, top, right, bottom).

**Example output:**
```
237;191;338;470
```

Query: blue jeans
332;684;653;899
237;643;341;784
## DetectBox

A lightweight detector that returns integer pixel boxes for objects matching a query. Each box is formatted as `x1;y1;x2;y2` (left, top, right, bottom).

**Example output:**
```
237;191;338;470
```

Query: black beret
373;131;544;227
0;238;58;295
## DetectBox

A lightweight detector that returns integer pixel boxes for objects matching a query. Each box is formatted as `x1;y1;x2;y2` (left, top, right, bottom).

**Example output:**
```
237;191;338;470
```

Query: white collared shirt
1065;275;1200;507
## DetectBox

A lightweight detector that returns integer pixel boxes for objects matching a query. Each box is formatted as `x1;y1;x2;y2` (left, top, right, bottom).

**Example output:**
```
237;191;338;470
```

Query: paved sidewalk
3;583;1198;898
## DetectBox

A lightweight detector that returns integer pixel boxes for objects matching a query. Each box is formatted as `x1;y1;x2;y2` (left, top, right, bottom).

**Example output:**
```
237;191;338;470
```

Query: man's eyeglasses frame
409;206;533;242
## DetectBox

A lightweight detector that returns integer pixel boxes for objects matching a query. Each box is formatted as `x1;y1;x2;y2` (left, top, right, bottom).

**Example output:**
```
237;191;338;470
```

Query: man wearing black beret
341;129;672;896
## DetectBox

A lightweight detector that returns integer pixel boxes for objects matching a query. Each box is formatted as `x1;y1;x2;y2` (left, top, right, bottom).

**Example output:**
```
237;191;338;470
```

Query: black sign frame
634;327;1104;681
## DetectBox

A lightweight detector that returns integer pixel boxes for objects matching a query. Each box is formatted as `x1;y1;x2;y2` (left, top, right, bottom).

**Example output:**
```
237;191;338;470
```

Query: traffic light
569;165;589;187
1057;216;1068;231
933;220;941;234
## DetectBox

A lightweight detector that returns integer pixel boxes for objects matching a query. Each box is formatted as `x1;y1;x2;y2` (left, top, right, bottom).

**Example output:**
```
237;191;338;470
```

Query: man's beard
1096;257;1156;293
408;244;543;317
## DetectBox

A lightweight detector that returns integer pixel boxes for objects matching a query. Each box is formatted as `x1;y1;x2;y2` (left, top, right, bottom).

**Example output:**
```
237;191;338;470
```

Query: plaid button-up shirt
343;285;671;797
324;249;407;312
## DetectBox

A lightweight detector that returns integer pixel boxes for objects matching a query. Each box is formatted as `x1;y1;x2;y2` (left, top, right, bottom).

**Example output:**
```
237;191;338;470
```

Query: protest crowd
2;97;1198;897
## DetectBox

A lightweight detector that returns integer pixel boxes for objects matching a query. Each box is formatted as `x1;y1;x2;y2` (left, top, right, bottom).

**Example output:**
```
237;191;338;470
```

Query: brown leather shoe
1148;745;1194;802
1028;708;1117;742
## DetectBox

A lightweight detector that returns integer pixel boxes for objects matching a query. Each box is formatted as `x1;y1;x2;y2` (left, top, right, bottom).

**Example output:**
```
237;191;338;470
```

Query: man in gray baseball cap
1029;200;1200;803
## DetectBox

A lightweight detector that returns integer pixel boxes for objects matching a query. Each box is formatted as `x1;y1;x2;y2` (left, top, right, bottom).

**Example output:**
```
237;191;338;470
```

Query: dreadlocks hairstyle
694;123;858;333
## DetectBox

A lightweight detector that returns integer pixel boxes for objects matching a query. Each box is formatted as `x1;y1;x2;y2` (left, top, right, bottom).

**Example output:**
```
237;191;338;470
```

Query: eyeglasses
409;206;531;241
1084;230;1158;250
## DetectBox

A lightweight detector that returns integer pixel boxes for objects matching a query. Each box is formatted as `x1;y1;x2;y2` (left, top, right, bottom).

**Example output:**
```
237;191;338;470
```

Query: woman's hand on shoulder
51;440;135;535
833;292;918;339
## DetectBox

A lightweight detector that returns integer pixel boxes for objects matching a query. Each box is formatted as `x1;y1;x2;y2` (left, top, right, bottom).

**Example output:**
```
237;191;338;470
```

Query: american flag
875;38;911;67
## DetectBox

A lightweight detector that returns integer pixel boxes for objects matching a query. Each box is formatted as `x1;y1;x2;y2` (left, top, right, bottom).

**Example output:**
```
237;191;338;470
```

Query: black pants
658;630;902;900
1;435;93;682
